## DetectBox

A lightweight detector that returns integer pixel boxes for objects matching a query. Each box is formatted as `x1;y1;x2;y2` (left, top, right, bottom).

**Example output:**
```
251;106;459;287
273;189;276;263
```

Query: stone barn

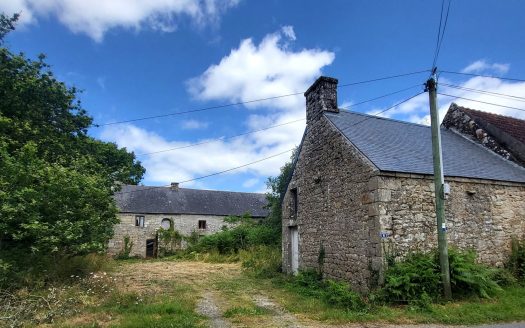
109;183;268;258
281;76;525;293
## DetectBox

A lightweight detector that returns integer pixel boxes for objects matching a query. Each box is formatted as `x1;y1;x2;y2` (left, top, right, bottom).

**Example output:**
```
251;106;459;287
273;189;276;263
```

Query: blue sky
3;1;525;192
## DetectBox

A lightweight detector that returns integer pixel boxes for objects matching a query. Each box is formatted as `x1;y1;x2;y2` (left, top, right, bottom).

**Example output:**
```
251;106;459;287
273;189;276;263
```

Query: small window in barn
161;218;173;230
135;215;145;227
291;188;298;218
198;220;207;230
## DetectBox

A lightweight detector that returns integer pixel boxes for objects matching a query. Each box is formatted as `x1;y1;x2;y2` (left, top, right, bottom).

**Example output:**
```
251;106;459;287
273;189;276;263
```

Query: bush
240;245;281;278
448;248;502;298
508;238;525;281
381;251;441;303
381;248;505;304
287;270;366;311
0;251;113;289
187;217;278;255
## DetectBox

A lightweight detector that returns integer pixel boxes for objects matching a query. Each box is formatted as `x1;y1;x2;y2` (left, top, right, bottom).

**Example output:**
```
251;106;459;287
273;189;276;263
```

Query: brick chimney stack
304;76;339;125
170;182;179;191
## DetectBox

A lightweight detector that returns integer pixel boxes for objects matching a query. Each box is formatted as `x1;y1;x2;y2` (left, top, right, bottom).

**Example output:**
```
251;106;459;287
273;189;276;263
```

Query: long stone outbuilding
282;76;525;293
109;183;268;258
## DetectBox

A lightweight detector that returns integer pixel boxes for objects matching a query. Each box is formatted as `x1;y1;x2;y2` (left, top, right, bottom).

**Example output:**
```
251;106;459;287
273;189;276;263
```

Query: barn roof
325;110;525;183
114;185;269;217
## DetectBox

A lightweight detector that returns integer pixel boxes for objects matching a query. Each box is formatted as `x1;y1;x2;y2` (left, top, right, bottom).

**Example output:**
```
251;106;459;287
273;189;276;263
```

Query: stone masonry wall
108;213;235;257
282;115;381;293
442;104;523;165
377;173;525;266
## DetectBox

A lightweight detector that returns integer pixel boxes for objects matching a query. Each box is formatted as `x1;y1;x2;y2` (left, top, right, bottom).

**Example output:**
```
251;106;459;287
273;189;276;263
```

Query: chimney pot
170;182;179;191
304;76;339;124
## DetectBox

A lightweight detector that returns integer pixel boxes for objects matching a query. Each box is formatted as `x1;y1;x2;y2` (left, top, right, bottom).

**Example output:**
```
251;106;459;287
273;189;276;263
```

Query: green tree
0;14;145;264
264;148;297;237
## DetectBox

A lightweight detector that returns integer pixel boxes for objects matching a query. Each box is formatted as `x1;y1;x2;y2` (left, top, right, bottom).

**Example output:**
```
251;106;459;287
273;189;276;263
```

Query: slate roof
325;110;525;183
460;106;525;144
115;185;269;217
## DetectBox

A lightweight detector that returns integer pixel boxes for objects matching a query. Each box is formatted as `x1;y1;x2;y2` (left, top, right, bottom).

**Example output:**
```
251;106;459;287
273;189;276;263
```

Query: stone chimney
170;182;179;191
304;76;339;124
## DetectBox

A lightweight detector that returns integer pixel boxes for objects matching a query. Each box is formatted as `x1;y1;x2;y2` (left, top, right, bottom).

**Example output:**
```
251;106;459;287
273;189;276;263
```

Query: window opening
198;220;207;230
161;218;172;230
135;215;145;227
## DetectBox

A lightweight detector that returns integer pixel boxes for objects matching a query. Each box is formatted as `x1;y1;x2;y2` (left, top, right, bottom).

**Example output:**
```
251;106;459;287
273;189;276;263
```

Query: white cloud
371;62;525;125
96;76;106;90
101;26;332;188
186;27;334;112
281;25;296;41
461;60;510;75
0;0;240;41
181;119;209;130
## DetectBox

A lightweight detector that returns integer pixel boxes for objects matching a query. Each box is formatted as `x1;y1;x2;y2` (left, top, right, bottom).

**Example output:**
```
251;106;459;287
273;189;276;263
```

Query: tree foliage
264;148;297;236
0;14;145;265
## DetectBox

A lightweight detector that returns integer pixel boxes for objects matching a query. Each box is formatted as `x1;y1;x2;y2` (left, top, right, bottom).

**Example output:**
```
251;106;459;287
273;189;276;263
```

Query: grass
3;257;525;327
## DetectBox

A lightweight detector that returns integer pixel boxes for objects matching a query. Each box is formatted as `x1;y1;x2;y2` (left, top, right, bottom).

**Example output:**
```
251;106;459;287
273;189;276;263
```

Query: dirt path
112;261;525;328
197;291;231;328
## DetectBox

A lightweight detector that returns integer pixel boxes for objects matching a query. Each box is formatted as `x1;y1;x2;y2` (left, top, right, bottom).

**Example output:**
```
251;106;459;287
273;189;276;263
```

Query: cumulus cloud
101;26;333;188
369;61;525;125
461;60;510;75
281;25;296;41
187;28;334;112
0;0;240;41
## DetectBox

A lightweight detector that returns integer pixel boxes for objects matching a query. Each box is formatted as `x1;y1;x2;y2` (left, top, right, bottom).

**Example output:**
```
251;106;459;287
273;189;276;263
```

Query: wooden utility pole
426;73;452;299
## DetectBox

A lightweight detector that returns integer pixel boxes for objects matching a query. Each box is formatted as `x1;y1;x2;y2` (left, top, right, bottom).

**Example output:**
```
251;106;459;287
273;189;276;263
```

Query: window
135;215;145;227
161;218;172;230
291;188;298;218
198;220;207;230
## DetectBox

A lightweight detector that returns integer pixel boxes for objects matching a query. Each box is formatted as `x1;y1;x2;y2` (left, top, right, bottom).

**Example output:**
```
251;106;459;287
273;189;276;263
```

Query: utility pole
426;72;452;299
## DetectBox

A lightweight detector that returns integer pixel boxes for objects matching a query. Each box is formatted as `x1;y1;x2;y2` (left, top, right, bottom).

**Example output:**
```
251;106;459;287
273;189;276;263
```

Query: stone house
109;183;268;258
442;103;525;167
281;76;525;293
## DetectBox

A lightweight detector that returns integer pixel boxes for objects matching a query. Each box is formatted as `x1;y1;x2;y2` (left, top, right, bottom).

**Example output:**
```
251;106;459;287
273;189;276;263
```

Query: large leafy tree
0;14;145;256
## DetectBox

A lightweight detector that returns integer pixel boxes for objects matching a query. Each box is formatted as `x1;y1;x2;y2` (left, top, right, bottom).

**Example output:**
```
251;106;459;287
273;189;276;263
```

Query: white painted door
290;227;299;274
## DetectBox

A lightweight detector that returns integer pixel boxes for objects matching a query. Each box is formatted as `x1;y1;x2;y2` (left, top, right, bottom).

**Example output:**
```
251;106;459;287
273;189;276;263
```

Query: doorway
146;239;157;258
290;226;299;274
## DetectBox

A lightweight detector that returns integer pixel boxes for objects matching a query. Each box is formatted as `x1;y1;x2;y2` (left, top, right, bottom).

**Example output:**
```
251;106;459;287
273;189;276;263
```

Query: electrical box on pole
426;74;452;299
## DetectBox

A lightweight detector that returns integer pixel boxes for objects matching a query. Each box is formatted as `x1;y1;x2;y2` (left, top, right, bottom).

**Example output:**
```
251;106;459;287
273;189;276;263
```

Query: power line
338;70;429;88
114;148;295;195
115;91;425;194
440;70;525;83
440;83;525;102
95;70;429;127
136;119;305;156
437;92;525;113
178;149;294;184
340;83;423;110
137;84;423;156
345;91;426;127
431;0;452;70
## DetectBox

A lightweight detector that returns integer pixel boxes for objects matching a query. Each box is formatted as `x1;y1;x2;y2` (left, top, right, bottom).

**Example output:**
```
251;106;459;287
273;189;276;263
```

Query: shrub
380;248;505;304
240;245;281;278
508;238;525;281
287;270;366;311
381;251;441;303
115;235;134;260
448;248;502;298
187;218;278;255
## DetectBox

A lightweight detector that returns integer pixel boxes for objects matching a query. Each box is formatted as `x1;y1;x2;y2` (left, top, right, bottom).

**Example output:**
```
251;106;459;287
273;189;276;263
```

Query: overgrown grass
98;285;204;328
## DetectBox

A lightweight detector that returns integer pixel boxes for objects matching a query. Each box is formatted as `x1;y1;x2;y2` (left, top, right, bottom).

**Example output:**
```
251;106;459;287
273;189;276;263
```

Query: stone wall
377;173;525;266
442;104;524;166
282;114;381;293
108;213;235;257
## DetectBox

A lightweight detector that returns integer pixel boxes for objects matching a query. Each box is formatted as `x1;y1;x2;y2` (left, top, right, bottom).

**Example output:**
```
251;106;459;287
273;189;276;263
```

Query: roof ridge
124;184;266;195
456;104;525;123
334;109;431;128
